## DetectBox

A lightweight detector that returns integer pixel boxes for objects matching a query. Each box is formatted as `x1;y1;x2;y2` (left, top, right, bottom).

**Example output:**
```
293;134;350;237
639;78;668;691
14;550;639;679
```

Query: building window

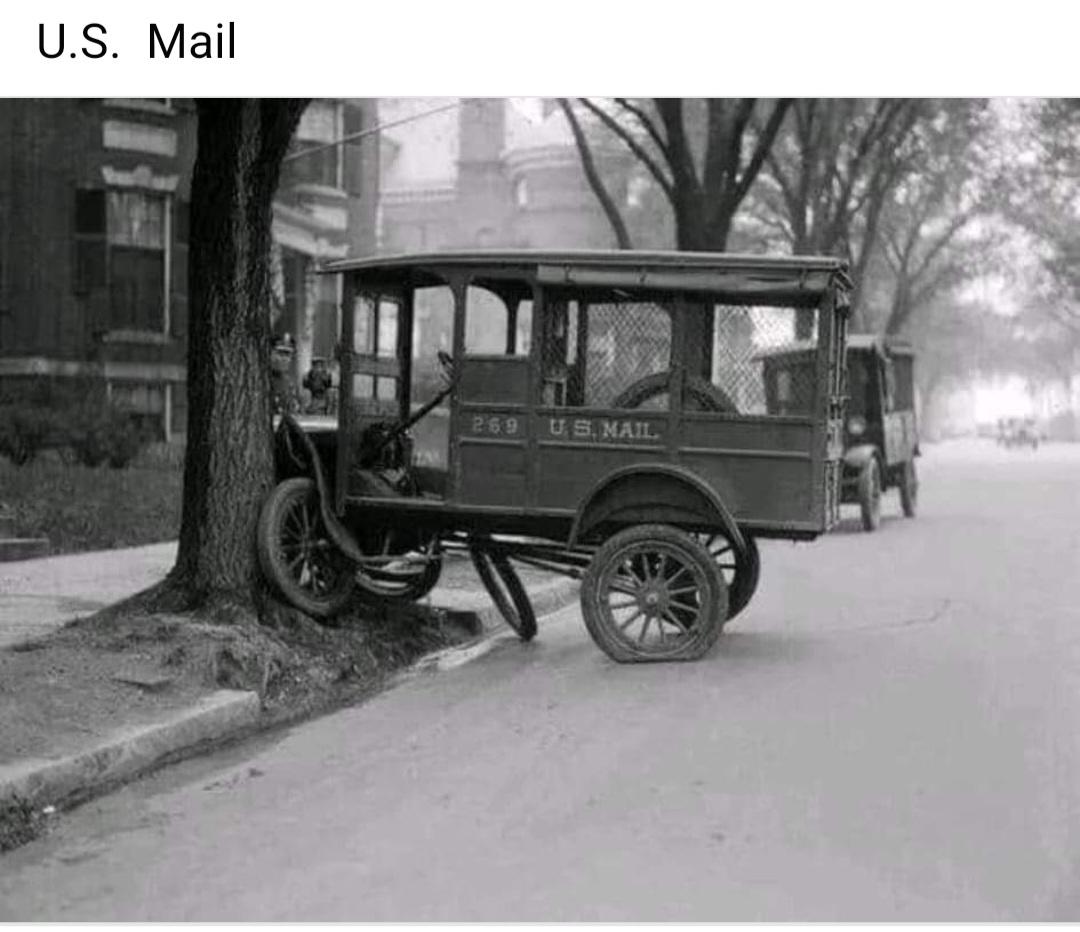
107;190;168;332
74;187;171;333
281;100;344;190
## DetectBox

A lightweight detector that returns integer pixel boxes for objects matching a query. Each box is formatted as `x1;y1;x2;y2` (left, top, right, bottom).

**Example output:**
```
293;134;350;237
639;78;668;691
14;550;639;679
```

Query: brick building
0;98;378;441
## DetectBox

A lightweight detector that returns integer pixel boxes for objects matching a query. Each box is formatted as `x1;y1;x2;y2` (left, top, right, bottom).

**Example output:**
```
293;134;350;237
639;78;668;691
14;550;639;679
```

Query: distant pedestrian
303;357;333;415
270;334;299;415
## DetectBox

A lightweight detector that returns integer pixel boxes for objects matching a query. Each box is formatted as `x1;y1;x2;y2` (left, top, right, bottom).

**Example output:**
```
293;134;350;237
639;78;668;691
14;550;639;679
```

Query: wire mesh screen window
540;295;820;417
709;304;819;417
542;298;673;409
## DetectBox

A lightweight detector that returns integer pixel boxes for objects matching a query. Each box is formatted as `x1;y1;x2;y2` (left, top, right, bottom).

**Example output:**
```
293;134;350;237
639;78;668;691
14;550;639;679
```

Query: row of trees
561;98;999;333
561;97;1080;424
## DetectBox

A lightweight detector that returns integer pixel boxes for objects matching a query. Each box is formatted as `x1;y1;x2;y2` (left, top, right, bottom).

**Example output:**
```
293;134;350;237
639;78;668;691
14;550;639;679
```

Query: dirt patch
0;599;493;851
0;599;484;767
0;551;567;851
0;796;48;853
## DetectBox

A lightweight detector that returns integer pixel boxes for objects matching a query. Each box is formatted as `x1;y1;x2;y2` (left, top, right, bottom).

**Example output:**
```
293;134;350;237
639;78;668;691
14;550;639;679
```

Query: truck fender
569;462;745;555
275;415;366;564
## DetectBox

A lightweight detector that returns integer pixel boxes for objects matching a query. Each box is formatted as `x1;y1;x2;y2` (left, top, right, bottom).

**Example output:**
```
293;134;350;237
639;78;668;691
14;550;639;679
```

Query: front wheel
581;524;728;663
858;458;882;532
470;545;538;642
257;477;356;618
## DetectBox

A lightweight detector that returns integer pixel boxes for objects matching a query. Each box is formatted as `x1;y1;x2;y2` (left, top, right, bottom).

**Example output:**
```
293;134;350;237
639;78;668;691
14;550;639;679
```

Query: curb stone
0;574;580;822
0;690;260;811
472;574;579;634
414;575;580;673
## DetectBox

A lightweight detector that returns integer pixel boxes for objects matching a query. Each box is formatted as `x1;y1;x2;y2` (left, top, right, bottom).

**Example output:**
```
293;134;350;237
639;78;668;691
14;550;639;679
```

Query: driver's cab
337;273;533;506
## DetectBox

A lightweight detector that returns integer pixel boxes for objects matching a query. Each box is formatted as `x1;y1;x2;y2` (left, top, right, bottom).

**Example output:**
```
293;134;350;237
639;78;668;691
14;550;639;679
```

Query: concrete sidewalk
0;543;178;649
0;541;573;647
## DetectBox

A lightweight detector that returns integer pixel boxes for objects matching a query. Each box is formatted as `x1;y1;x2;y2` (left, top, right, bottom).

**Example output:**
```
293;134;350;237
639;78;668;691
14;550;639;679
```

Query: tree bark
163;99;308;612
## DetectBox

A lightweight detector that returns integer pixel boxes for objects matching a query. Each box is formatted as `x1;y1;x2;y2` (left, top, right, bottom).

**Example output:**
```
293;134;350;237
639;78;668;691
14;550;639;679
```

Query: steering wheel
612;371;738;413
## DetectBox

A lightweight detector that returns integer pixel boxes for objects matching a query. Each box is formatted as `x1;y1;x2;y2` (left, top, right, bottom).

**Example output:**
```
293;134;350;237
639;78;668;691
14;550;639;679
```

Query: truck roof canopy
323;249;853;307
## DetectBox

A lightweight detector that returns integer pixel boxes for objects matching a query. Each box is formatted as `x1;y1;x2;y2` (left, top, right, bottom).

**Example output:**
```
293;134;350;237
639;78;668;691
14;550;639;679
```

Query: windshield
846;352;875;418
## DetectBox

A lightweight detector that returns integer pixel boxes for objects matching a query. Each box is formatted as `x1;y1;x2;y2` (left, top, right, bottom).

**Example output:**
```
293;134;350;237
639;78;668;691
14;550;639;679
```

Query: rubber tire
257;477;356;618
899;459;918;518
699;531;760;621
728;533;761;619
470;546;538;642
612;372;737;413
858;458;882;532
581;524;728;664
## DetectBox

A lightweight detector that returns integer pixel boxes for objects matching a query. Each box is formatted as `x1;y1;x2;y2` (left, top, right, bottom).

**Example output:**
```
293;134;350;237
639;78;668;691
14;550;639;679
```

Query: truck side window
464;285;532;357
882;359;897;413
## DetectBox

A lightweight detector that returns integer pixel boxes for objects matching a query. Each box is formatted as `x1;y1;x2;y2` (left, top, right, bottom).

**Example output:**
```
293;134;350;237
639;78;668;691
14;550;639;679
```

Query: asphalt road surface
3;439;1080;920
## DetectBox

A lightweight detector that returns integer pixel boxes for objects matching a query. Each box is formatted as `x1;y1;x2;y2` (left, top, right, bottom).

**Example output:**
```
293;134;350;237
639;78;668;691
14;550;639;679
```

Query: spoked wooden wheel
257;477;356;618
581;524;728;663
470;544;538;642
698;531;760;620
355;533;443;605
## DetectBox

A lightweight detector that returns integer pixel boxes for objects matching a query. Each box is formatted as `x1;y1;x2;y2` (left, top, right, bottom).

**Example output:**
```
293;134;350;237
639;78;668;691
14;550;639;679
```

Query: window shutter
74;189;107;294
75;189;106;235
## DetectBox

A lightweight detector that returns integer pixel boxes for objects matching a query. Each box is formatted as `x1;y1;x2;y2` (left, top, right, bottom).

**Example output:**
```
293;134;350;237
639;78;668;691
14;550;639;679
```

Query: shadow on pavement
829;514;903;536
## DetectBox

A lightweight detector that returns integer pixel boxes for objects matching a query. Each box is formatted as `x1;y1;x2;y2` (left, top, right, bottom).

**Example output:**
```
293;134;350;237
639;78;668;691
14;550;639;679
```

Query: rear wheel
581;524;727;663
257;477;356;618
698;531;760;620
899;459;918;518
858;458;882;532
470;544;538;642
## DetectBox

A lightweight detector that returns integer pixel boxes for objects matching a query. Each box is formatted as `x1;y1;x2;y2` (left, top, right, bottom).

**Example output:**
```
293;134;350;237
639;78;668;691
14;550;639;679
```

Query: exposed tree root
56;576;485;716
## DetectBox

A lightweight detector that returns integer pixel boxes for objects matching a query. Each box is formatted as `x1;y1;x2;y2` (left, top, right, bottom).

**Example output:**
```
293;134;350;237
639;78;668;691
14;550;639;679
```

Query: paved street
2;439;1080;920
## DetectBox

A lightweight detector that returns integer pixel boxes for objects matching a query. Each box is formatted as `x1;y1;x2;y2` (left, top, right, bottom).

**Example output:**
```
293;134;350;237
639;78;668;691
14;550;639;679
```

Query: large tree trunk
162;99;308;612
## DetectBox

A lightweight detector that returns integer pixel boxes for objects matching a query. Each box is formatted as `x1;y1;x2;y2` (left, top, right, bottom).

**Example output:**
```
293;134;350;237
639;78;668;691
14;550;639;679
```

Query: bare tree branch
558;99;633;250
613;98;670;161
578;97;675;201
733;99;794;204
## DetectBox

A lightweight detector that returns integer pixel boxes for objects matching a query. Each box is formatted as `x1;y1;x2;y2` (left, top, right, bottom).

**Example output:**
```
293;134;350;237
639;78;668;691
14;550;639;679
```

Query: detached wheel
581;524;728;663
257;477;356;618
858;458;882;532
899;459;918;518
699;531;760;620
470;545;538;642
